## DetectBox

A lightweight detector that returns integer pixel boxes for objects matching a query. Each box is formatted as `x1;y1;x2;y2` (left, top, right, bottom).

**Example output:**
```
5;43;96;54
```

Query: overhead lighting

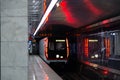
56;2;60;7
32;0;36;3
111;33;116;35
32;5;39;9
34;1;39;6
56;40;65;42
33;0;58;36
89;39;98;42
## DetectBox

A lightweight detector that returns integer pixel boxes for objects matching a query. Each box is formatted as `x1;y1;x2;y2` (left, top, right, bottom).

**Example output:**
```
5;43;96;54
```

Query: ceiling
28;0;120;38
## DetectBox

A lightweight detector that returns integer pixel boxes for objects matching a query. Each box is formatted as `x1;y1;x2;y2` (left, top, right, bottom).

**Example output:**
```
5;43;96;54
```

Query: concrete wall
1;0;28;80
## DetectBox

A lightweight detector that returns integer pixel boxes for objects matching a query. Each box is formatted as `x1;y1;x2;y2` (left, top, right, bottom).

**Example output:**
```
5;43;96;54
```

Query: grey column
1;0;28;80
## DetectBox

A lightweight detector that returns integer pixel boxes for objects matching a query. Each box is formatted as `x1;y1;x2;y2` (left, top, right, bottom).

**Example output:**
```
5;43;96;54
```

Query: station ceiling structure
28;0;120;39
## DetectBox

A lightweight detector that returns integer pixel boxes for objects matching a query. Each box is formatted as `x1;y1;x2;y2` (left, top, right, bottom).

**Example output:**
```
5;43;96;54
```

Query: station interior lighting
56;2;60;7
32;0;35;3
56;40;65;42
111;32;116;35
89;39;98;42
33;0;58;36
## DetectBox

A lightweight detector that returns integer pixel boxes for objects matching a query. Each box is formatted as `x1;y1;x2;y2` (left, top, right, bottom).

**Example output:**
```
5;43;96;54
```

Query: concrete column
1;0;28;80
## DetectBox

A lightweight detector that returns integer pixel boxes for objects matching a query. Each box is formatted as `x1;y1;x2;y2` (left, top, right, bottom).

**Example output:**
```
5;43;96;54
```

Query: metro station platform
28;55;62;80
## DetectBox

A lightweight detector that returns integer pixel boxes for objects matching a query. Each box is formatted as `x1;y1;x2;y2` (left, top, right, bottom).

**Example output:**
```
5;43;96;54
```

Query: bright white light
91;56;94;59
60;56;63;58
56;54;59;58
33;0;58;36
112;33;116;35
95;54;98;58
89;39;98;42
33;0;35;3
56;40;65;42
111;33;116;35
33;74;36;80
56;2;59;7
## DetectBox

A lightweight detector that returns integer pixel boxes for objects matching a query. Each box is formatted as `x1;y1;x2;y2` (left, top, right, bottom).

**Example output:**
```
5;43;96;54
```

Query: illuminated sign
89;39;98;42
56;40;65;42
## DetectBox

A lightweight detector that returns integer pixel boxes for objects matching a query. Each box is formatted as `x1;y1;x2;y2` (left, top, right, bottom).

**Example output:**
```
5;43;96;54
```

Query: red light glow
44;38;48;58
85;61;89;65
84;0;102;15
102;20;110;27
86;26;91;29
84;38;89;57
60;1;78;26
44;0;49;23
103;70;108;75
43;0;47;12
104;38;110;58
66;38;69;58
45;74;49;80
102;20;109;24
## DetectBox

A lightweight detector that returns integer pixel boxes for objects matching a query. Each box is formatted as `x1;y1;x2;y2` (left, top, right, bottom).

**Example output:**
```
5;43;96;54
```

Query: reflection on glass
49;42;54;50
56;42;65;50
81;30;120;70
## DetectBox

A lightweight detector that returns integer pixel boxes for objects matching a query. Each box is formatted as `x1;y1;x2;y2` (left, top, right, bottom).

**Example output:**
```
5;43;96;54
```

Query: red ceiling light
60;1;77;26
84;0;102;15
102;19;109;24
103;70;109;75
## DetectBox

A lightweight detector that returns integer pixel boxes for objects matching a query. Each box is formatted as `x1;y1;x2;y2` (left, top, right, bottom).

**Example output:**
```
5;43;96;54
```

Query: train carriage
39;37;69;64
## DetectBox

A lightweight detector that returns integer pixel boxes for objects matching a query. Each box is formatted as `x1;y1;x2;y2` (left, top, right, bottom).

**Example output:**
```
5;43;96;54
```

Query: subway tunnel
1;0;120;80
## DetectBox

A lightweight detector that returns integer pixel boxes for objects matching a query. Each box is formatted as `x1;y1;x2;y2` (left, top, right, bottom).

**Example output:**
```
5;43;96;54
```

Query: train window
56;42;66;51
109;31;120;57
107;31;120;70
80;30;120;70
89;38;101;60
49;42;54;50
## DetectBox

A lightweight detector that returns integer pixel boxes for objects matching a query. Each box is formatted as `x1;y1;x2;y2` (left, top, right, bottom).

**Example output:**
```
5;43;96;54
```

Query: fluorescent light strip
56;40;65;42
89;39;98;42
33;0;58;36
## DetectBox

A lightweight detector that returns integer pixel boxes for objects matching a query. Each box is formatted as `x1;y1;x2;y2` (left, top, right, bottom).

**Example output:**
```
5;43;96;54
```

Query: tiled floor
28;55;63;80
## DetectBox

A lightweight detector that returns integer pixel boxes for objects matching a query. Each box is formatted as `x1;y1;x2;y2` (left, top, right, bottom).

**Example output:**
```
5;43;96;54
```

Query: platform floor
28;55;63;80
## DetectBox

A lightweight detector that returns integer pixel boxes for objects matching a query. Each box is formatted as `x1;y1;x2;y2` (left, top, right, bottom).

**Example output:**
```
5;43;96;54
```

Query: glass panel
80;30;120;70
56;42;66;51
49;42;54;50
